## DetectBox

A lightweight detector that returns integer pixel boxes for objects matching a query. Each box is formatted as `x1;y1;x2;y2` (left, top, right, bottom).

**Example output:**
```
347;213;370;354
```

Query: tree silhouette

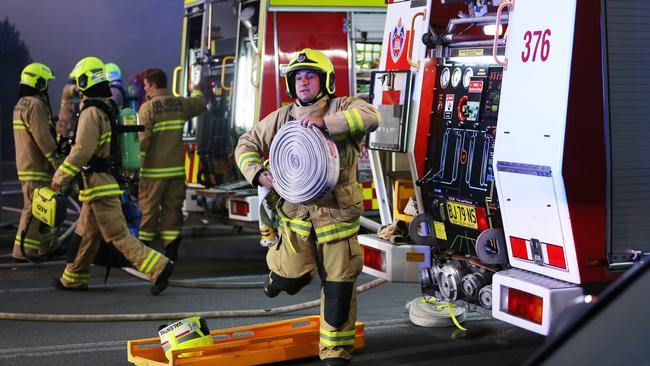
0;17;32;162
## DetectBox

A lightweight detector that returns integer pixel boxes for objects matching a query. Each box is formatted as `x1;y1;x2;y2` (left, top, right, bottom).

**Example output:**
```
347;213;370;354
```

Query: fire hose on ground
0;278;386;322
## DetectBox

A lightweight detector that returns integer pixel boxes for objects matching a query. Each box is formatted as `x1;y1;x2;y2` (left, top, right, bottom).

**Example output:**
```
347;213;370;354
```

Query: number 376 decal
521;29;551;62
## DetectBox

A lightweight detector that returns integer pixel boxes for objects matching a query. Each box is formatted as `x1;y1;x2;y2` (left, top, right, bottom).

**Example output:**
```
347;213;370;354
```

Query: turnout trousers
266;183;364;361
60;194;169;288
12;181;54;259
138;177;185;247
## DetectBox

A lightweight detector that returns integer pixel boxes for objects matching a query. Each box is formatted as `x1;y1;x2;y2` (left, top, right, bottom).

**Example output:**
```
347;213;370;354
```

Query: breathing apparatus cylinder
118;107;141;172
158;316;213;360
32;187;68;227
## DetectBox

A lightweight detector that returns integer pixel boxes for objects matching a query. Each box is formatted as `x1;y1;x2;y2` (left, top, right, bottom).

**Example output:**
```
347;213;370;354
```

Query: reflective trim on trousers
62;269;90;285
138;250;162;275
319;328;356;347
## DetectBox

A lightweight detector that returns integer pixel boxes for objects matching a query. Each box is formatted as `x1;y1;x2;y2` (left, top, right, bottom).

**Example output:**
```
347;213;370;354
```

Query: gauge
463;68;474;89
440;67;451;89
451;67;462;88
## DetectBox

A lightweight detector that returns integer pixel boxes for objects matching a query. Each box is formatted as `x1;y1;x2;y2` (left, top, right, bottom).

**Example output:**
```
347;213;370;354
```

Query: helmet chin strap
297;90;326;106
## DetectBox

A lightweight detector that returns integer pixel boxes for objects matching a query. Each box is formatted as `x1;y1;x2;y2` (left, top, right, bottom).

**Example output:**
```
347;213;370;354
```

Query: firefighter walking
51;57;174;294
12;62;62;261
235;49;380;366
137;68;206;261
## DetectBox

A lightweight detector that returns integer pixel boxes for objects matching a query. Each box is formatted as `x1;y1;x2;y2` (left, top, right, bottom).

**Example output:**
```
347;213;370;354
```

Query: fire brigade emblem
297;53;306;63
390;18;406;63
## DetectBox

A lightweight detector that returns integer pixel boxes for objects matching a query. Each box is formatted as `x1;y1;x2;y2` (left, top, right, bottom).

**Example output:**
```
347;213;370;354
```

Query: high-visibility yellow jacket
13;95;60;182
52;98;122;202
138;88;206;179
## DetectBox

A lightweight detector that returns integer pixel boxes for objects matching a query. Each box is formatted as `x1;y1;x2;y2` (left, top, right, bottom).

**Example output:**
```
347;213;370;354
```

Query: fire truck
174;0;386;228
359;0;650;335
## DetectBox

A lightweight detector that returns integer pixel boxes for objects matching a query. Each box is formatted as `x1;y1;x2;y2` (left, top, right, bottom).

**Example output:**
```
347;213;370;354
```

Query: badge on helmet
284;48;335;99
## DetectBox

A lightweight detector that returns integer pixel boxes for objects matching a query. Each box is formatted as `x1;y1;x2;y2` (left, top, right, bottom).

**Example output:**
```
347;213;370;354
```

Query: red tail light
475;207;489;232
361;244;386;272
505;287;543;324
231;201;249;216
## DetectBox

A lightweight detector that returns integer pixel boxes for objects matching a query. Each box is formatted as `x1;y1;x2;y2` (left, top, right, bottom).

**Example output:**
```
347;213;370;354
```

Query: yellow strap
420;297;467;331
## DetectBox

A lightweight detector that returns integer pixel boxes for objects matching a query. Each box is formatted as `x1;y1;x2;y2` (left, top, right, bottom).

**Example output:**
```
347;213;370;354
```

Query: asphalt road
0;227;545;366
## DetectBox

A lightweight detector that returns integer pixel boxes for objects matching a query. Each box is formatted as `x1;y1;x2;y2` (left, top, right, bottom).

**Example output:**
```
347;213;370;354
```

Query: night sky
2;0;184;114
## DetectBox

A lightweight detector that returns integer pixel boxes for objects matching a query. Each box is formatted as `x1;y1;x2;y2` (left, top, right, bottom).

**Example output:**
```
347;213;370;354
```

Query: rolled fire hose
269;121;339;204
0;278;386;322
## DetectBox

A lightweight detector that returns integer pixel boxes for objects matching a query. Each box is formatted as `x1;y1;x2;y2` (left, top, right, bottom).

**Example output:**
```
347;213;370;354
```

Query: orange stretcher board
127;316;365;366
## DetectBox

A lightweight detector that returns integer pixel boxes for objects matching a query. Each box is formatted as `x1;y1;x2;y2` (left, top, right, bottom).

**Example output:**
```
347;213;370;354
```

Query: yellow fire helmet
104;62;122;82
284;48;335;99
158;317;213;360
20;62;55;91
69;56;107;91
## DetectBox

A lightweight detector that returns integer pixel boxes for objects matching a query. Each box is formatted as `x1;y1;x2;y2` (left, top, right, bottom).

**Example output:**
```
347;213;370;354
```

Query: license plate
446;201;477;229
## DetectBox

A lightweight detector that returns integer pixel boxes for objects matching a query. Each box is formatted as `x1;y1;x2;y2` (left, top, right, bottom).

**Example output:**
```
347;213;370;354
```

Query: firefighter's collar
79;97;111;109
291;95;330;119
147;88;171;99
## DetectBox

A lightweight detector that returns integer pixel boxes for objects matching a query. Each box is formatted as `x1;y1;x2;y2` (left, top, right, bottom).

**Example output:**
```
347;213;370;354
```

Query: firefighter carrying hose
137;68;206;261
235;49;380;366
50;57;174;294
11;62;63;261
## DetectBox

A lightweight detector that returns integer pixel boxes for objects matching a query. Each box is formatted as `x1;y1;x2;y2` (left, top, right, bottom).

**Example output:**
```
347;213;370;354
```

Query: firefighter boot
52;278;88;291
151;261;175;295
263;277;281;298
165;237;181;262
322;358;350;366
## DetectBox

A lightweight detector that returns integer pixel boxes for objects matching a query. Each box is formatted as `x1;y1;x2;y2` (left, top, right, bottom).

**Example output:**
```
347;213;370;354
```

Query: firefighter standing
105;62;125;108
137;68;206;260
12;63;62;261
235;49;380;366
51;57;174;294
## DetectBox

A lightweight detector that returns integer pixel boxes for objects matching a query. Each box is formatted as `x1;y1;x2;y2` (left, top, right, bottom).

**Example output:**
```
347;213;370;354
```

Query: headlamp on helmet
20;63;55;92
69;57;107;91
285;48;335;99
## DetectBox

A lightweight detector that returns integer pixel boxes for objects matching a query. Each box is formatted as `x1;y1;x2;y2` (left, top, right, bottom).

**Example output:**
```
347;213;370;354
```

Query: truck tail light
231;201;249;216
505;287;543;324
545;243;566;269
476;207;489;232
361;244;386;273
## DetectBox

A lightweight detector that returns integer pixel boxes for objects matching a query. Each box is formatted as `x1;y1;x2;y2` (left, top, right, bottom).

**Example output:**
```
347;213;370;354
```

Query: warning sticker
434;221;447;240
406;252;425;262
444;94;454;119
468;80;484;93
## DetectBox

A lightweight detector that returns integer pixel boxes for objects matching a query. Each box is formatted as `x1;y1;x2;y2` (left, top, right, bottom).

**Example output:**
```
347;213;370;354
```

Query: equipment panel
420;64;502;256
